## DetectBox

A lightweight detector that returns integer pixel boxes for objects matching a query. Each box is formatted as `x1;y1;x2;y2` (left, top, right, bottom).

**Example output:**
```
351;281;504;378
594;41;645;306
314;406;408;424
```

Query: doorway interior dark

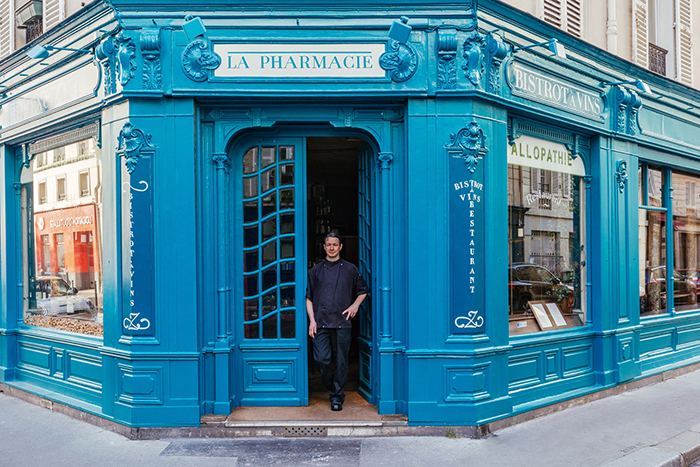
306;136;368;409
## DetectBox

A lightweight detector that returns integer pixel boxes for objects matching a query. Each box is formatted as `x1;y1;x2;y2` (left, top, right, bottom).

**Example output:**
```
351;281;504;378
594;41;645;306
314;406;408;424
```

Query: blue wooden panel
243;359;296;393
508;352;542;390
640;329;674;357
444;365;490;402
676;324;700;350
17;342;50;376
562;345;592;376
117;364;163;405
66;351;102;391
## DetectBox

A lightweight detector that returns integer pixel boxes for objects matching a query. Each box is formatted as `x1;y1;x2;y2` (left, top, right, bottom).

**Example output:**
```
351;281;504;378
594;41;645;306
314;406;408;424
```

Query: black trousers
312;328;352;404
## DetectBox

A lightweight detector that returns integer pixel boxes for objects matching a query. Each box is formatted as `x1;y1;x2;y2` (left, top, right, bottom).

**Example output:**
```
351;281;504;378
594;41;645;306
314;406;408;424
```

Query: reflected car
647;266;697;307
509;263;574;313
34;276;95;317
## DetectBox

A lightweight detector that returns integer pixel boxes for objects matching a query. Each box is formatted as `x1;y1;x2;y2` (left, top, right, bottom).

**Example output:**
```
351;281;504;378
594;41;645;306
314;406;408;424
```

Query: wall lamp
600;79;652;95
183;14;207;41
513;38;567;59
388;16;412;44
26;44;92;60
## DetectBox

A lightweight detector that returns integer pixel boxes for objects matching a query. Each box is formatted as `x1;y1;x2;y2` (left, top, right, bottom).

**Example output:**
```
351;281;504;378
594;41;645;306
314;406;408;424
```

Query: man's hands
342;303;360;321
308;319;317;338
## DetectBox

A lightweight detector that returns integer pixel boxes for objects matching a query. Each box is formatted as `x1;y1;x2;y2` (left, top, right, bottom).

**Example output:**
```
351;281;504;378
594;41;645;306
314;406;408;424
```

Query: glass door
233;137;307;406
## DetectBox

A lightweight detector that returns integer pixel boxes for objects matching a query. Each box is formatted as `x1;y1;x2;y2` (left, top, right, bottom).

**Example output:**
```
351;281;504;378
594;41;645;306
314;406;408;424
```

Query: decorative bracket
117;122;155;174
140;28;161;90
615;159;628;193
565;134;582;160
181;38;221;82
114;31;137;87
379;40;418;83
484;33;510;94
445;121;489;174
462;31;486;88
610;85;643;136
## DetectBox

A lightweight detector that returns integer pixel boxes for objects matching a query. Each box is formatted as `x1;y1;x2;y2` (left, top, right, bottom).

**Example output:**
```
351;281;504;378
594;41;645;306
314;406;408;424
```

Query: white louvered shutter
676;0;693;86
43;0;65;32
566;0;583;38
543;0;563;29
633;0;650;68
0;0;11;59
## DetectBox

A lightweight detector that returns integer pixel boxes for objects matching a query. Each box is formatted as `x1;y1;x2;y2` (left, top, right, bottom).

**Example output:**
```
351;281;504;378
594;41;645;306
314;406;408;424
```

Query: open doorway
306;136;373;411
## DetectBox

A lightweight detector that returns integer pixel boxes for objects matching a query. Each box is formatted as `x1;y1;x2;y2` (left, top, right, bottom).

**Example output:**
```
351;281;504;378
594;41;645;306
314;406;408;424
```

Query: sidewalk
3;368;700;466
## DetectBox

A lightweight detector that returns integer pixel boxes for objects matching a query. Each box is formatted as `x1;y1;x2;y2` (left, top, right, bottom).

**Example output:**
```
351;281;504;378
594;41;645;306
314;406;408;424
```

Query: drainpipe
607;0;618;54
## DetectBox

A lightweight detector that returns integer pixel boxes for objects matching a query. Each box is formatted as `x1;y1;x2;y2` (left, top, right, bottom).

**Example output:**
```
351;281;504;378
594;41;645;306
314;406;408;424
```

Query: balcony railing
649;43;668;76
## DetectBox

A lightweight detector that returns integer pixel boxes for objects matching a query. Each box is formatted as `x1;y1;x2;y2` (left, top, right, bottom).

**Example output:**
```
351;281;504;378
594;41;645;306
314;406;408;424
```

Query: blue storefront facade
2;0;700;429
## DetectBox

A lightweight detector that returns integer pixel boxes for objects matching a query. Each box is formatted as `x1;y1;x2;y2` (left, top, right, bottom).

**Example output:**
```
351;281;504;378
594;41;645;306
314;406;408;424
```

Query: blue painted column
376;150;396;413
212;151;233;414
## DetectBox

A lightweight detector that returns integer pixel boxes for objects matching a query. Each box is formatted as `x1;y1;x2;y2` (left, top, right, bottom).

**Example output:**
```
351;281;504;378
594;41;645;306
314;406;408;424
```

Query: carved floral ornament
615;159;628;193
117;122;155;174
445;121;489;174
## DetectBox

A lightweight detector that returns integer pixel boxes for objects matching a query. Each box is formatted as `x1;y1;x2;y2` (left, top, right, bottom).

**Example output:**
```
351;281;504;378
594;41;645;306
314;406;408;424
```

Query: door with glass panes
233;137;308;406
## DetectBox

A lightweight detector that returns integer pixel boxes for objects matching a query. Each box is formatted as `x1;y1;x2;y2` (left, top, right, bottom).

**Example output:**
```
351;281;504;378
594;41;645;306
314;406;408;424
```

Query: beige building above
501;0;696;88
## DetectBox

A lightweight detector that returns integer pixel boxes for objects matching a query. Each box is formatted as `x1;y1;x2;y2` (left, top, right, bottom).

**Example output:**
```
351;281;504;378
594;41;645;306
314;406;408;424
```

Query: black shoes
331;402;343;411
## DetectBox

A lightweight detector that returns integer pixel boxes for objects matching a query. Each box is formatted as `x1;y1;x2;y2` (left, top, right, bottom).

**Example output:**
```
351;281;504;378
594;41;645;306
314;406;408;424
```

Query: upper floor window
543;0;583;38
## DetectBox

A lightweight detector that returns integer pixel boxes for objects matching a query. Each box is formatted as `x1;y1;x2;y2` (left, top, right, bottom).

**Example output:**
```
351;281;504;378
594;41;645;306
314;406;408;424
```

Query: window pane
279;146;294;161
640;209;668;315
280;308;295;338
261;193;276;218
508;163;586;335
280;237;294;258
23;137;103;336
280;188;294;209
280;213;294;234
243;177;258;199
244;225;258;248
244;274;259;297
648;168;664;207
280;164;294;186
261;167;276;193
243;200;258;223
262;265;277;292
280;261;295;283
262;217;276;242
671;171;699;312
244;251;258;273
262;241;277;267
263;314;278;339
261;147;276;168
243;148;258;174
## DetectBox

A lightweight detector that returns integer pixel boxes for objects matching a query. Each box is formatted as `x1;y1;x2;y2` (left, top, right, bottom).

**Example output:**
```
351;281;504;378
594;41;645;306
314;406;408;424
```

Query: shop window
20;136;103;337
508;137;586;335
56;176;66;200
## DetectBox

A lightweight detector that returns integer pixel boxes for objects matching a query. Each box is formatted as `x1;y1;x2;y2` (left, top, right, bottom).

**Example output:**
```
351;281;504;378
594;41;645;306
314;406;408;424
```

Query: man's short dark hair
325;230;343;245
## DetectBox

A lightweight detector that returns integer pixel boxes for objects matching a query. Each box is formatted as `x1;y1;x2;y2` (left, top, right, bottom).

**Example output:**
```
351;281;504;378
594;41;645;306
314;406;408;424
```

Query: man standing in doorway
306;230;368;411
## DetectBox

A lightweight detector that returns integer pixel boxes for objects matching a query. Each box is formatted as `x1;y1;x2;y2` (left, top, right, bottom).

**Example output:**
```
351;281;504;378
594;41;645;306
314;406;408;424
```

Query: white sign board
213;43;387;79
508;135;586;176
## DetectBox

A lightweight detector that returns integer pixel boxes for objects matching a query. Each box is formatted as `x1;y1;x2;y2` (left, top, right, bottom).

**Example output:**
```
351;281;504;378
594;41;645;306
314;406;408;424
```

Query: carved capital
181;38;221;82
445;121;488;174
437;29;458;90
212;152;231;172
379;40;418;83
377;152;393;170
117;122;155;174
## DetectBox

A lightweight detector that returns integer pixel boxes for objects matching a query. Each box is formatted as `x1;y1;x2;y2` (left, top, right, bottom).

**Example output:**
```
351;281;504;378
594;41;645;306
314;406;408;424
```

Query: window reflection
22;137;103;336
508;153;586;335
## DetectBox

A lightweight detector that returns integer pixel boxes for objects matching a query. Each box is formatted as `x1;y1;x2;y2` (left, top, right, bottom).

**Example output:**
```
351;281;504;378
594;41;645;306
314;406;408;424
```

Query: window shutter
43;0;64;32
552;171;560;194
677;0;693;86
0;0;10;59
543;0;563;29
531;168;541;193
633;0;650;68
566;0;583;38
562;174;571;198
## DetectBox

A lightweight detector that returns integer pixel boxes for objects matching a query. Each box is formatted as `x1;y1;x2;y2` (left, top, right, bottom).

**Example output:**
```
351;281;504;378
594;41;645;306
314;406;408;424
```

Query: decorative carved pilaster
377;152;393;170
379;40;418;83
445;121;488;174
462;31;486;88
628;90;642;135
181;38;221;82
140;29;161;90
117;122;155;174
615;159;628;193
610;85;643;136
437;29;458;90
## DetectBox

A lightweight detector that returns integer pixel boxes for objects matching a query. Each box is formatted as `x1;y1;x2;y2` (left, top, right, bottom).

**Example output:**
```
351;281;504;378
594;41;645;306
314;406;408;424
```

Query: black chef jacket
306;259;369;329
